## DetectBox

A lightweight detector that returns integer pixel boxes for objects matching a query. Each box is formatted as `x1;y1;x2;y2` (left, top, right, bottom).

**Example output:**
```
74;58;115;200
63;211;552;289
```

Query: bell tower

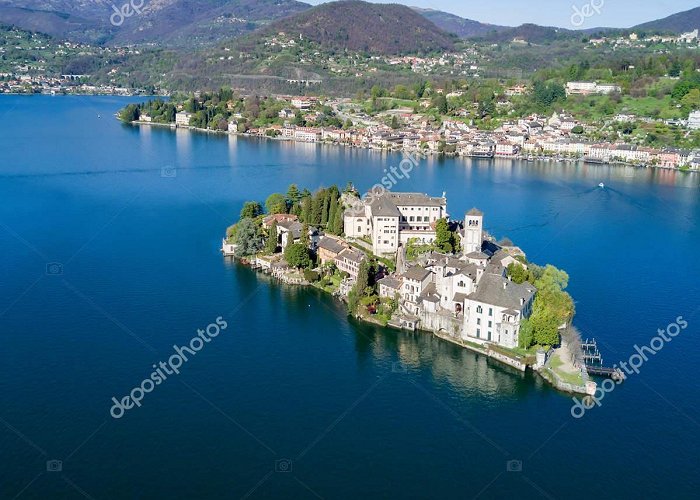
463;208;483;255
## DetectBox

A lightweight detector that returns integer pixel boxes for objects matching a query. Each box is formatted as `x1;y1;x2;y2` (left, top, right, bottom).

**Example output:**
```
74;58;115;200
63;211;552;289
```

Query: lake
0;95;698;499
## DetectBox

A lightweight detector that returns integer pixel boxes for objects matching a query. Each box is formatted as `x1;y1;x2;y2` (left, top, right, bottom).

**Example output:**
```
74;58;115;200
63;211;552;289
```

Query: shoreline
127;119;697;173
228;253;594;396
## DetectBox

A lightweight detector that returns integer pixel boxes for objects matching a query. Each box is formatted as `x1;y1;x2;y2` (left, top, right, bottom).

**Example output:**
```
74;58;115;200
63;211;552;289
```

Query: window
477;318;481;326
476;305;482;314
476;328;481;337
488;321;492;328
488;308;493;316
409;216;415;222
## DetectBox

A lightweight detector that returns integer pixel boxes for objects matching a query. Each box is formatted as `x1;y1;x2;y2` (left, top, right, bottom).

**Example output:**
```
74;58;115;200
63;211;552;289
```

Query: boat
598;182;605;189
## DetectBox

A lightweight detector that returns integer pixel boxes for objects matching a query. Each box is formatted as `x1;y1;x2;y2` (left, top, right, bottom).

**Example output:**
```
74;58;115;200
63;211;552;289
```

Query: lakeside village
0;72;151;96
124;92;700;171
222;184;603;396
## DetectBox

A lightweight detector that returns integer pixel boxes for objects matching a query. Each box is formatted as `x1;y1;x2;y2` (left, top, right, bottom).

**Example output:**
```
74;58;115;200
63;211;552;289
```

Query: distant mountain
254;0;456;55
0;0;312;45
412;7;509;39
633;6;700;34
0;4;107;43
476;23;582;44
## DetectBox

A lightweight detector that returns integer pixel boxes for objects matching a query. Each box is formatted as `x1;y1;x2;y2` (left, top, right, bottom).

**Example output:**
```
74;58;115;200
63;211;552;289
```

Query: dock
581;338;626;381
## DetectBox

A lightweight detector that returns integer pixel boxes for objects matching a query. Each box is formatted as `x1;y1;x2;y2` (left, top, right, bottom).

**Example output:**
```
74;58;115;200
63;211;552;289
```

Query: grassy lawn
315;272;342;294
549;353;584;386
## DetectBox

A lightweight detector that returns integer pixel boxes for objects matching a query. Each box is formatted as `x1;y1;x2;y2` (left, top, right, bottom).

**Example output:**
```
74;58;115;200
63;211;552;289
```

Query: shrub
303;269;320;282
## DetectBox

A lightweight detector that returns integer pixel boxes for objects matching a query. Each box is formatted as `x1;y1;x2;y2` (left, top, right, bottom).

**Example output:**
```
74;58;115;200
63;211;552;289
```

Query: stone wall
419;310;462;337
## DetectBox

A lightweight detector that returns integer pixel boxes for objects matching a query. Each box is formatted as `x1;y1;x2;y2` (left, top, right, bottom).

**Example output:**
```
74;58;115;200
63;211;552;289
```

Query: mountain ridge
250;1;456;55
411;7;509;38
633;6;700;34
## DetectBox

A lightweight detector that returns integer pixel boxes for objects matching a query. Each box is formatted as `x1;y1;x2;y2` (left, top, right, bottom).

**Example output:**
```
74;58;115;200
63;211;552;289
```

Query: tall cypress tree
300;196;312;223
300;222;310;249
311;192;323;225
356;260;370;296
265;220;278;254
331;204;344;235
328;196;338;232
321;192;330;226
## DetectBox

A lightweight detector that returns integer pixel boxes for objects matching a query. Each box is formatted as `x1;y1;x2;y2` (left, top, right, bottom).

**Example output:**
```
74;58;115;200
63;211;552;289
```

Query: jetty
581;338;626;381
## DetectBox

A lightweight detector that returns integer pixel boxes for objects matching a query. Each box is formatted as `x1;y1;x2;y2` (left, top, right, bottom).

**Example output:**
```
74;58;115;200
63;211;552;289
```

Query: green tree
300;196;312;223
265;220;278;254
355;259;370;296
311;192;323;225
414;80;427;98
681;88;700;110
321;192;330;226
529;305;561;347
284;243;311;269
300;222;310;249
347;288;360;315
434;219;454;253
507;263;529;284
118;104;139;122
233;218;262;257
265;193;288;214
433;94;448;114
330;202;344;235
518;318;535;348
240;201;263;220
286;184;301;205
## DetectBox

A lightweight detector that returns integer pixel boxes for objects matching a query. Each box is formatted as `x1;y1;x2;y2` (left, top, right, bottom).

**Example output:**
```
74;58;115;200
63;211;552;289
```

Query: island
223;183;603;396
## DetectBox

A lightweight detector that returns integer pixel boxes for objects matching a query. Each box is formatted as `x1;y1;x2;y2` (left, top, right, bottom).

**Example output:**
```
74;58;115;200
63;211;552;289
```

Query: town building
175;111;193;127
318;236;349;265
368;208;539;349
688;110;700;130
566;82;621;96
334;248;367;279
344;192;448;256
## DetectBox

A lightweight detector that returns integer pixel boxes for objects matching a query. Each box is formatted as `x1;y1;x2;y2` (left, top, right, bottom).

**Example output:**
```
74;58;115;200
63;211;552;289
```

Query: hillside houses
217;101;699;170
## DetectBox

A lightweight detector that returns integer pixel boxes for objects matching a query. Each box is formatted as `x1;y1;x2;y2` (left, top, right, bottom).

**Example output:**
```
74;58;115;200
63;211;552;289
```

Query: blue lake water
0;95;699;499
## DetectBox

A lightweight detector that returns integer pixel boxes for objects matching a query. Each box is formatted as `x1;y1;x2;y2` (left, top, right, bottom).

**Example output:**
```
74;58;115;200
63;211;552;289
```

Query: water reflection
351;317;540;399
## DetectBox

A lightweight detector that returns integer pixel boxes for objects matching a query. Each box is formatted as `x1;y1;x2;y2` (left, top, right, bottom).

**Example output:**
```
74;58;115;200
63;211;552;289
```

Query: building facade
344;192;448;256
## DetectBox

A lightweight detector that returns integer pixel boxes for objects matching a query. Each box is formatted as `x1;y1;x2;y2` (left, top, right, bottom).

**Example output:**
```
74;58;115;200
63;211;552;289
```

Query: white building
294;127;322;142
175;111;193;127
344;192;448;256
463;273;536;348
688;110;700;130
566;82;621;96
291;97;313;109
680;29;699;43
377;207;537;349
334;248;366;279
